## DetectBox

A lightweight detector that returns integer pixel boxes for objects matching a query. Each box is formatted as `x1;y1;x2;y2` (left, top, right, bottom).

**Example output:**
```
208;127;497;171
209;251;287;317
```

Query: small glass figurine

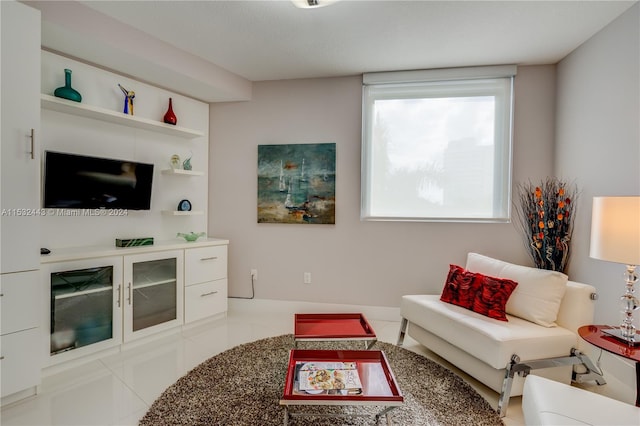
118;84;135;115
170;154;181;170
182;153;193;171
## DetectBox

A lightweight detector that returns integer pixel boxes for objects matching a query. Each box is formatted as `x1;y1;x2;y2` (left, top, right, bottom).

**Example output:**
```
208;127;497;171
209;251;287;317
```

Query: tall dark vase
54;69;82;102
163;98;177;125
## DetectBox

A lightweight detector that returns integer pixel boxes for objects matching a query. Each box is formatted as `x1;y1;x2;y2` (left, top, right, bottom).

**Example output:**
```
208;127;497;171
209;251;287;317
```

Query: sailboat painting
258;143;336;224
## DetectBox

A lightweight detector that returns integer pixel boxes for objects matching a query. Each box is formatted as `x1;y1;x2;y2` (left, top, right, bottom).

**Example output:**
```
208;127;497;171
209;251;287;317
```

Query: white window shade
361;66;516;222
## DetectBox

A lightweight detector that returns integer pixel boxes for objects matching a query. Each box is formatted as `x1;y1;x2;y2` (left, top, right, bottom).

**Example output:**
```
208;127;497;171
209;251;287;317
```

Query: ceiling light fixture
291;0;339;9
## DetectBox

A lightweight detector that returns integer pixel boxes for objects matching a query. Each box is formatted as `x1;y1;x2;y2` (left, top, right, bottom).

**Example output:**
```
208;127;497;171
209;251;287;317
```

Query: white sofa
523;375;640;425
397;253;606;416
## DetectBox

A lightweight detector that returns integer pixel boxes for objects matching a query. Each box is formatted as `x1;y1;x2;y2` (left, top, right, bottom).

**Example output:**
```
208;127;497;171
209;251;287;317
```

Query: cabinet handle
127;282;132;305
0;293;4;297
29;128;35;159
200;256;218;261
200;291;218;297
116;284;121;308
0;356;4;360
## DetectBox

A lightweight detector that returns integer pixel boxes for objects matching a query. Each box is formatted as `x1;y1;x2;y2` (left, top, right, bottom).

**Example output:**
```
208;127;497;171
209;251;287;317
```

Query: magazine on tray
296;362;363;394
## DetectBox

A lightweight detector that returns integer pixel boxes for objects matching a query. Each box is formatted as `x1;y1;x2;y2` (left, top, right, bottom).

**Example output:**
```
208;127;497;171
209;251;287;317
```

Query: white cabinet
41;240;227;366
1;271;40;335
0;329;41;398
44;257;123;366
0;1;42;401
123;250;184;341
0;271;41;398
1;1;41;274
184;245;228;324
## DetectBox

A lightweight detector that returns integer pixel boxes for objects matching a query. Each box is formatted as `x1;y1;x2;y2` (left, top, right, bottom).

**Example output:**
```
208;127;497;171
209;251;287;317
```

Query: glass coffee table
280;349;404;425
294;313;377;349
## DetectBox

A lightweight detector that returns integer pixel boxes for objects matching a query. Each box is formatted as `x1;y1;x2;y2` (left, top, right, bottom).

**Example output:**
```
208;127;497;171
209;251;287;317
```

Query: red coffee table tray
281;349;403;404
294;313;376;340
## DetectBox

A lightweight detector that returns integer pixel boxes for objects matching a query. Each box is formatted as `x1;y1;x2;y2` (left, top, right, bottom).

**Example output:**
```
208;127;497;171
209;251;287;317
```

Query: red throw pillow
440;264;481;309
471;274;519;321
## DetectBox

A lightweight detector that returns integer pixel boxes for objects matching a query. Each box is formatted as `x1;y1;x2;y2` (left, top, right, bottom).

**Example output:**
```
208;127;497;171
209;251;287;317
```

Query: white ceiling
29;0;637;101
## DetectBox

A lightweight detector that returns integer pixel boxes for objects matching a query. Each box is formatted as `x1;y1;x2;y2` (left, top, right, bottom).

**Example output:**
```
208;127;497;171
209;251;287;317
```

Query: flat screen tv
43;151;154;210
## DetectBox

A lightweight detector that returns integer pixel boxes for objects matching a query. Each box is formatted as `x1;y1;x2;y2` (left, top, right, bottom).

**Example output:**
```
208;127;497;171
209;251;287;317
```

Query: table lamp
590;196;640;344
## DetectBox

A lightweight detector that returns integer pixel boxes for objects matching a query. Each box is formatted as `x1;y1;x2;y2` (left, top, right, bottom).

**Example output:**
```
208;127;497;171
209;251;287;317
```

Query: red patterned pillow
471;274;519;321
440;264;481;309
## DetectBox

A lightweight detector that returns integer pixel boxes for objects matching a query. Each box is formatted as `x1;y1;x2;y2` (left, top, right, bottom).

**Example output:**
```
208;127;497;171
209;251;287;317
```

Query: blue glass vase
54;69;82;102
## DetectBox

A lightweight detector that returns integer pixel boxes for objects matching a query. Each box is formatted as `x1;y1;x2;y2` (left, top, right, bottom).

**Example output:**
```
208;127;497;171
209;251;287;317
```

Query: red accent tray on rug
294;313;376;340
281;349;403;405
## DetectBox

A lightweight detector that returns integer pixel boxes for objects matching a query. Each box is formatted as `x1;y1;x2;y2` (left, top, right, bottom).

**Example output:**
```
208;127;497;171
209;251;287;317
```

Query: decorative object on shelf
118;83;135;115
513;178;578;273
54;68;82;102
170;154;181;170
163;97;177;125
41;95;204;139
177;232;206;242
182;152;193;170
257;143;336;224
115;237;154;247
177;199;192;212
590;196;640;344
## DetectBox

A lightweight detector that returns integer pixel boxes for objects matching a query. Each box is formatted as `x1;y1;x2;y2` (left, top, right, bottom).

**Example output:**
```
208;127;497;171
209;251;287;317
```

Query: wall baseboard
228;298;401;322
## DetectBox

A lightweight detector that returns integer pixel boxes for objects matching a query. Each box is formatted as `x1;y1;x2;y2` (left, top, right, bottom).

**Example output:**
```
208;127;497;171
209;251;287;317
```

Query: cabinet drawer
1;328;41;397
1;270;39;335
184;280;227;323
185;246;227;285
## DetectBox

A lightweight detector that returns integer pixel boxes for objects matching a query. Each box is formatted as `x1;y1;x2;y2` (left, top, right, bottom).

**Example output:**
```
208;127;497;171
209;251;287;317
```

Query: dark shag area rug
140;334;503;425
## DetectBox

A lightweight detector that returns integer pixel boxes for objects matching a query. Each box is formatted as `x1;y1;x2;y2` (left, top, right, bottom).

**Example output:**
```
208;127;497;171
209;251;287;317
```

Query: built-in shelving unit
41;94;204;139
161;169;204;176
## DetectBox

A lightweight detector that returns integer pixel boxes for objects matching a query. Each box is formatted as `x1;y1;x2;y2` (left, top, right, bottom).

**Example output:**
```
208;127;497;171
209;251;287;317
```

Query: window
361;66;516;222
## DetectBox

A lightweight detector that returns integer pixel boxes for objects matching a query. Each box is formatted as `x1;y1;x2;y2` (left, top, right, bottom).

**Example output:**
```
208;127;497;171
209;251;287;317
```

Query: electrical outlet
304;272;311;284
251;269;258;281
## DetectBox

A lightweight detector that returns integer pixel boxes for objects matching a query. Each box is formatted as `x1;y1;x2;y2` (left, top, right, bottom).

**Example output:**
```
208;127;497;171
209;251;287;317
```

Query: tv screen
43;151;154;210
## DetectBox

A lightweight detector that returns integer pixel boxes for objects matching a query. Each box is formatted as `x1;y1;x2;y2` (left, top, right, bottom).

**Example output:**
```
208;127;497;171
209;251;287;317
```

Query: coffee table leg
397;318;408;346
283;407;289;426
635;361;640;407
374;406;395;424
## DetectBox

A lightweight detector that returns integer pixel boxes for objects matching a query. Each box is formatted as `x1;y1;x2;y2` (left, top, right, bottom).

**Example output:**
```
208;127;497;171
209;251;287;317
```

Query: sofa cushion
441;264;518;321
466;253;568;327
400;294;577;368
472;273;518;321
440;264;479;310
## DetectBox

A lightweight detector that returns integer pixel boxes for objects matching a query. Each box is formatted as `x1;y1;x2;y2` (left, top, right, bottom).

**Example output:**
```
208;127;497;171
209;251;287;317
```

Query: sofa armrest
556;281;596;340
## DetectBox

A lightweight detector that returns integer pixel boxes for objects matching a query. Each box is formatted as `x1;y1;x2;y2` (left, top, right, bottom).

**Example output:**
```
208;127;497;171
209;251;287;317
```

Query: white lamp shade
590;196;640;266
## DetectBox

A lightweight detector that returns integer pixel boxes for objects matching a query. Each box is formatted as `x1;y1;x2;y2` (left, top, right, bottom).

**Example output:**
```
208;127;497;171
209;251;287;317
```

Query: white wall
40;51;210;249
555;4;639;402
209;66;557;306
557;4;640;327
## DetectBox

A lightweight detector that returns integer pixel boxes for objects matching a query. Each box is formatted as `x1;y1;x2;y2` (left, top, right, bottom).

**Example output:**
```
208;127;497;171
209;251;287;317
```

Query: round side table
578;325;640;407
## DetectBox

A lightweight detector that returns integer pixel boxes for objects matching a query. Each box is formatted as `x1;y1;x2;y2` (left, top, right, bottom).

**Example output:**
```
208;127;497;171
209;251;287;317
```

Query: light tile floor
1;306;523;425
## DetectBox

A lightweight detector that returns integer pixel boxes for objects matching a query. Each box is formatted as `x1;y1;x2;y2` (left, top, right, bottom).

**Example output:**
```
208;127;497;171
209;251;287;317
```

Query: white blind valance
363;65;517;85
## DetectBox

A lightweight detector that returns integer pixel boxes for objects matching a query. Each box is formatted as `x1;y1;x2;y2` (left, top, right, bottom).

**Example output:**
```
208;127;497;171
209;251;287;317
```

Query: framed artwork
258;143;336;224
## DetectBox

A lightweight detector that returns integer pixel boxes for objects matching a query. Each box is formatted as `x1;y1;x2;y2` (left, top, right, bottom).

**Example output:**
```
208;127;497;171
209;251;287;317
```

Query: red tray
294;313;376;340
281;349;403;405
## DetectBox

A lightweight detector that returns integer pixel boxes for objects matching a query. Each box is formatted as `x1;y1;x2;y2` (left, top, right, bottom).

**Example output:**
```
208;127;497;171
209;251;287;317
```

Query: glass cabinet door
50;266;113;354
132;258;176;331
124;250;183;341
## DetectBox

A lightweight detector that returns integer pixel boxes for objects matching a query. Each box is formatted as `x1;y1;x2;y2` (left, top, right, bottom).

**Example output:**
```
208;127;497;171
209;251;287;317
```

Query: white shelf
134;279;177;290
41;94;204;139
53;284;112;300
161;210;204;216
161;169;204;176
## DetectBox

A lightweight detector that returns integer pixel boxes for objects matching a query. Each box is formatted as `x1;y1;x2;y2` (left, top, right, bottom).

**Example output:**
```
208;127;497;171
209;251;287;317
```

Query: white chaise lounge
523;375;640;425
397;253;606;416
